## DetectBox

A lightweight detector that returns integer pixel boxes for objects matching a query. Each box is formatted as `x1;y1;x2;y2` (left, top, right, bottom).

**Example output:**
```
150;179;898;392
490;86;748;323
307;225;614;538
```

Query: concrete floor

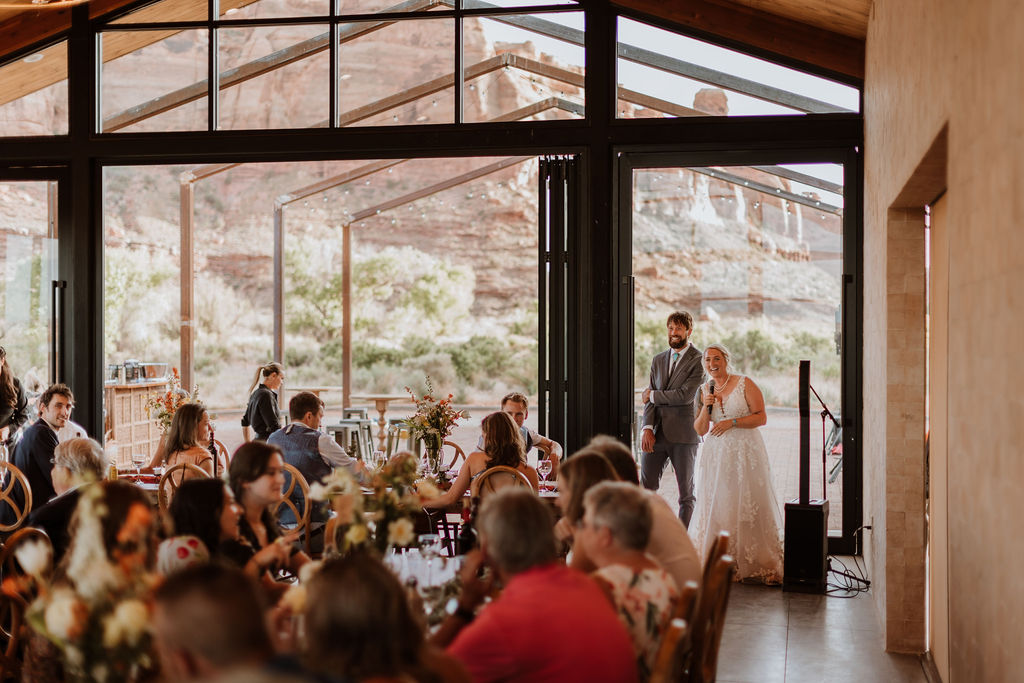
719;580;927;683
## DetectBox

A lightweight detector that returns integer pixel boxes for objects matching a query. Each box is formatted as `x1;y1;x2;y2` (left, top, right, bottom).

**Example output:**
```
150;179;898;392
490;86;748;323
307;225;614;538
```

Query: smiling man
640;311;704;526
8;383;74;517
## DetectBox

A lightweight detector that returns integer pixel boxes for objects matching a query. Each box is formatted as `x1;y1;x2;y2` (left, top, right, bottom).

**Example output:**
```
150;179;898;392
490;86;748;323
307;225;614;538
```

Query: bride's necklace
716;374;731;393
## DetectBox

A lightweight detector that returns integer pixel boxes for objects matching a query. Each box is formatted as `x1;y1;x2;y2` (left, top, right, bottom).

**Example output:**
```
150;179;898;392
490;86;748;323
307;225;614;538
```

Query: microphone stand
808;384;840;501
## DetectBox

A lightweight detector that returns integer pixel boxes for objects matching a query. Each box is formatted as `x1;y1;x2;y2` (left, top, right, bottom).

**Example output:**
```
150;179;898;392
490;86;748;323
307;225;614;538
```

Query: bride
691;343;783;584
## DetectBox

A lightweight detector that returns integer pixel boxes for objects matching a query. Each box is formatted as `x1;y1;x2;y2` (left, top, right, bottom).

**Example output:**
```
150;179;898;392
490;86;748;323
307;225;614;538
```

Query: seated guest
27;437;107;565
587;436;702;588
0;346;28;448
556;444;701;591
229;442;310;577
577;482;679;681
149;402;224;477
152;563;311;681
477;393;563;476
434;488;637;683
168;479;294;593
7;383;73;516
268;391;367;525
303;551;469;683
423;411;539;509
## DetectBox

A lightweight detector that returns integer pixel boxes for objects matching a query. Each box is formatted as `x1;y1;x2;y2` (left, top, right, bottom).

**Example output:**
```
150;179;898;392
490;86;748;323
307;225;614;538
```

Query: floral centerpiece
310;453;441;557
403;377;468;475
144;367;199;434
25;486;155;683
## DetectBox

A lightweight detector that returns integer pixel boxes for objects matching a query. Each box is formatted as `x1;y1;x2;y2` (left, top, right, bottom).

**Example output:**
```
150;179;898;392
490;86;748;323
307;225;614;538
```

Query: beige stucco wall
865;0;1024;677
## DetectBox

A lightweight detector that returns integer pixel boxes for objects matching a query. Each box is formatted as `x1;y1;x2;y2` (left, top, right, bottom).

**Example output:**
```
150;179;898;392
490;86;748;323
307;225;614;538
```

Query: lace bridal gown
690;376;784;584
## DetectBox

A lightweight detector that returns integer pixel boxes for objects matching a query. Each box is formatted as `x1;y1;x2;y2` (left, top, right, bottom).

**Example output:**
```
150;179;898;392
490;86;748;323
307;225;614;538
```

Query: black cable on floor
824;555;871;597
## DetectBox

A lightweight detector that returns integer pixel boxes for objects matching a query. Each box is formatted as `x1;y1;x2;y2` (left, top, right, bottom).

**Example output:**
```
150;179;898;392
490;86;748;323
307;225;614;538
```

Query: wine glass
371;450;386;471
418;533;442;585
537;459;553;488
132;452;147;477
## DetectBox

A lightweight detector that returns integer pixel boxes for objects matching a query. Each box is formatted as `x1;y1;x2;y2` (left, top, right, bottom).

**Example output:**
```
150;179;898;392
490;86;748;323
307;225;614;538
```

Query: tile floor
717;578;928;683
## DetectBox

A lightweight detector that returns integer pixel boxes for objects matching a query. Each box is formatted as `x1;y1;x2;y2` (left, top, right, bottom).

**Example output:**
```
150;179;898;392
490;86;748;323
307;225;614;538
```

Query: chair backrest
649;580;699;683
0;463;32;533
687;555;736;683
157;463;211;512
0;527;53;583
271;463;312;553
343;407;369;420
649;617;689;683
0;592;25;681
443;441;466;469
702;531;730;586
470;465;533;500
213;439;230;467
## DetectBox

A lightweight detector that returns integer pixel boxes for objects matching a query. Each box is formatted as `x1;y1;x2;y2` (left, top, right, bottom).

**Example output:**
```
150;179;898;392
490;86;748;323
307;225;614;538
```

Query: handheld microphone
707;380;715;414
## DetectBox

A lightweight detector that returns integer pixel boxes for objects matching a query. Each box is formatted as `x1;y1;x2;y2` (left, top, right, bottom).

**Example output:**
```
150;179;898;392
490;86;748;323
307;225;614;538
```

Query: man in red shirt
433;488;637;683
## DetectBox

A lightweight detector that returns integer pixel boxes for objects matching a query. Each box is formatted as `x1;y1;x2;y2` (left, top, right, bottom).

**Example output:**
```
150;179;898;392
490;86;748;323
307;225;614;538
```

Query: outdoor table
350;393;412;451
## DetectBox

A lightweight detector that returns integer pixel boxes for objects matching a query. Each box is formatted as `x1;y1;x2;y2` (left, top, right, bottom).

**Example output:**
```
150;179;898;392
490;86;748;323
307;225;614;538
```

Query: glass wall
0;181;58;415
632;163;846;530
0;42;68;137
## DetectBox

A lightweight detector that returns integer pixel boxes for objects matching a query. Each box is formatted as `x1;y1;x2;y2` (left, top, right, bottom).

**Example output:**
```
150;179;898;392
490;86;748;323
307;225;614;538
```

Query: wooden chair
442;440;466;469
686;555;736;683
649;580;699;683
650;618;689;683
0;463;32;534
470;465;533;500
272;463;313;555
702;531;731;586
0;527;53;583
157;463;210;512
0;592;25;682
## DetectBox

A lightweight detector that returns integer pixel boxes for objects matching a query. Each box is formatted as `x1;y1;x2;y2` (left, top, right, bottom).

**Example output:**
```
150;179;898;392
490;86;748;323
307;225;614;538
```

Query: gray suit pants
640;437;698;527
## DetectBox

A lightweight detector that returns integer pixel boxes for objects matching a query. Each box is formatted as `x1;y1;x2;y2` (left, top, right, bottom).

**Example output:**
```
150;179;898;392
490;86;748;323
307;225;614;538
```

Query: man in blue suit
9;383;74;516
640;311;704;526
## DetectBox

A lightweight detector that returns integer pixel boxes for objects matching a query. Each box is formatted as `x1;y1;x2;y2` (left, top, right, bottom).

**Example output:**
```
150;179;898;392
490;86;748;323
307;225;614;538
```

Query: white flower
15;538;52;578
415;480;441;500
298;560;322;585
44;587;85;641
345;524;368;546
331;493;357;525
92;663;109;682
387;518;416;547
65;645;84;669
102;600;149;649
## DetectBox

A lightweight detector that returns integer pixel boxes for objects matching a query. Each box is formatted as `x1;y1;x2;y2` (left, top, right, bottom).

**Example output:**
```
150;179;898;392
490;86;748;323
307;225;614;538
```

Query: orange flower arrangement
144;368;199;434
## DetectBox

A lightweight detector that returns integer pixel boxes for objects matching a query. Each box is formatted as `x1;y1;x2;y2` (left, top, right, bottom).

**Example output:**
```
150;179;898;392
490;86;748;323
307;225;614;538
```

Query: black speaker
783;499;828;593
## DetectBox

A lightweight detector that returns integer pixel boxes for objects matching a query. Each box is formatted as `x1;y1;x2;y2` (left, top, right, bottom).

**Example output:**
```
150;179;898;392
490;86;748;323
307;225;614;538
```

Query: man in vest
498;392;563;478
268;391;366;528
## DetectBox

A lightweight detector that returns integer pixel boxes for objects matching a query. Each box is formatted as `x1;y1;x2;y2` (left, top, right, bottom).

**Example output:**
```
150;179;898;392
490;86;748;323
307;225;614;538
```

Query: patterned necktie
669;351;680;375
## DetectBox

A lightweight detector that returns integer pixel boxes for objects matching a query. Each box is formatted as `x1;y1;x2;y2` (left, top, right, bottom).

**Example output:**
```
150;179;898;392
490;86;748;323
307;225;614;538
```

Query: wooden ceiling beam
611;0;864;82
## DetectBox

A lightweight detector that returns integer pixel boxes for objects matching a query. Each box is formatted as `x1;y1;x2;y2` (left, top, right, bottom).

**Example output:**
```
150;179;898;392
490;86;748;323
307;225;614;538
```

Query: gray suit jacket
642;344;704;445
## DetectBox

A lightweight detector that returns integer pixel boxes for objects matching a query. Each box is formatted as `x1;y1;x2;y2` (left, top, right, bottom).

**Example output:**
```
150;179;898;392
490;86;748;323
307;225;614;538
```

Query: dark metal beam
688;165;842;214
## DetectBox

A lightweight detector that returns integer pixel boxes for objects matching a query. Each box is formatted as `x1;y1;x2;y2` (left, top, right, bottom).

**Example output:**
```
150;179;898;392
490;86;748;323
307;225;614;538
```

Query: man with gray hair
27;437;107;564
436;488;637;683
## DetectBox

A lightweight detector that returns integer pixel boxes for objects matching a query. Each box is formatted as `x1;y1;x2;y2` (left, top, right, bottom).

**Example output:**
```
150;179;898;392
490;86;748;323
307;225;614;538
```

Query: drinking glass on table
132;453;147;477
371;450;386;470
537;459;552;488
418;533;442;584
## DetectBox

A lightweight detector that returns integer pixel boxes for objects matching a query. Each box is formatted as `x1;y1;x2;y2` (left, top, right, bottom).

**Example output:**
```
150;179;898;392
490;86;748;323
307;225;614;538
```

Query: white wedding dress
690;376;784;584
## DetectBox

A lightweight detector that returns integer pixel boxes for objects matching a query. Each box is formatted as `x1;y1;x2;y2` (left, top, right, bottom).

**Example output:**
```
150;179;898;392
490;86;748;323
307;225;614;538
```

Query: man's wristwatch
732;418;738;428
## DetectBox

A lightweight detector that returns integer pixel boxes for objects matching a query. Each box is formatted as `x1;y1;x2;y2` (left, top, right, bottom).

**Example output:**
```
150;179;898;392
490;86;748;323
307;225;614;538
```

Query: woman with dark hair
303;551;469;683
167;478;293;585
241;362;284;442
150;402;223;476
422;411;538;509
228;441;308;578
0;346;28;447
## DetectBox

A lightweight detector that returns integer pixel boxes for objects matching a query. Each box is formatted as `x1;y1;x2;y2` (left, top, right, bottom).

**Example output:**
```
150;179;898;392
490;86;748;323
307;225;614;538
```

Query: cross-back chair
272;463;314;555
157;463;211;512
469;465;533;501
0;463;32;534
0;592;25;682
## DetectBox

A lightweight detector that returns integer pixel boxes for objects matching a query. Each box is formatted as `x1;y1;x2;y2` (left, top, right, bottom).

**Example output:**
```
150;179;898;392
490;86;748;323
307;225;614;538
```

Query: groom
640;310;704;526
